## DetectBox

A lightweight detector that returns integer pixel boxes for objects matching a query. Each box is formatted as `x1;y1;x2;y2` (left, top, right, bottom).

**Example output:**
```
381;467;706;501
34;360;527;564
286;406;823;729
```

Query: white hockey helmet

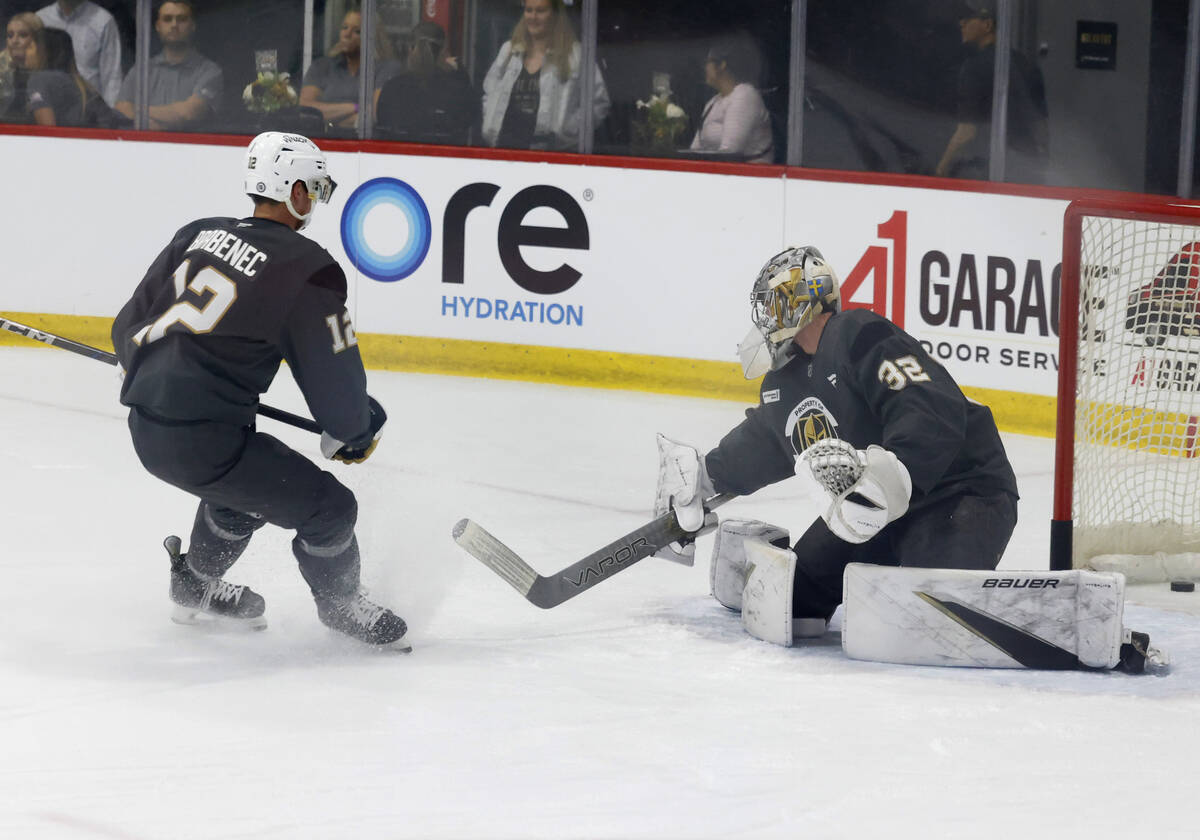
243;131;337;229
738;246;840;378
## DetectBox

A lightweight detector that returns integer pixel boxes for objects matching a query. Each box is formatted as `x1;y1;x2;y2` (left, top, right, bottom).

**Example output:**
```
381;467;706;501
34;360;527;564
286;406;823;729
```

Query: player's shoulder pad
840;310;903;364
307;259;348;295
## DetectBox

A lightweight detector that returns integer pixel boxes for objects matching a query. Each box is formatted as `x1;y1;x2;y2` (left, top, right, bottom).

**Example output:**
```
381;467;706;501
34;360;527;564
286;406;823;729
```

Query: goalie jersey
111;216;370;443
706;309;1018;512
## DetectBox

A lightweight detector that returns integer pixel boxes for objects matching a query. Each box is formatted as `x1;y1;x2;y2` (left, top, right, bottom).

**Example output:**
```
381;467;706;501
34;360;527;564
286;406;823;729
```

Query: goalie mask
243;131;338;230
738;245;840;379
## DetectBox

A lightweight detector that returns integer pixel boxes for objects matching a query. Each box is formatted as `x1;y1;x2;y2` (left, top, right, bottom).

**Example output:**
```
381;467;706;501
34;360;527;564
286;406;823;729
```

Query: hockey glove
320;396;387;464
653;433;717;564
800;439;911;544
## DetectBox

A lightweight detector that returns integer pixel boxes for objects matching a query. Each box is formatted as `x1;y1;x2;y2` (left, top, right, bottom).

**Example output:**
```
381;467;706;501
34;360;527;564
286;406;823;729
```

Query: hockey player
654;245;1019;644
111;131;408;649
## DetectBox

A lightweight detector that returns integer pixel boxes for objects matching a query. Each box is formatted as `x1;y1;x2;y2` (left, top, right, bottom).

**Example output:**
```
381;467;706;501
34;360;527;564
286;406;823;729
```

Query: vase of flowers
243;71;298;114
632;91;688;156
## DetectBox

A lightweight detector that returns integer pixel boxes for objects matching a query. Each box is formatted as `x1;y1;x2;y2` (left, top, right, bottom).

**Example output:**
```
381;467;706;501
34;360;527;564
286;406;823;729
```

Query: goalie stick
452;493;734;609
1;315;322;434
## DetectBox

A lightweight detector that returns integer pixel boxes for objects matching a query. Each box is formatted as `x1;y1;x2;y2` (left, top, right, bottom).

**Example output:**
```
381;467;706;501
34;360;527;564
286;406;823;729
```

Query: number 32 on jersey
878;355;930;391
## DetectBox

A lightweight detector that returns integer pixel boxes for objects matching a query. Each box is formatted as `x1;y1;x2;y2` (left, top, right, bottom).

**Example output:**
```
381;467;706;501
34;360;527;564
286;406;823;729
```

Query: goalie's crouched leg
723;490;1018;647
710;520;826;646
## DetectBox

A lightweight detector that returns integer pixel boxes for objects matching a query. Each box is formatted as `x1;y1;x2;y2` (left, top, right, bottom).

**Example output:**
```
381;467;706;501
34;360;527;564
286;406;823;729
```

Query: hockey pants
790;490;1018;621
127;409;360;598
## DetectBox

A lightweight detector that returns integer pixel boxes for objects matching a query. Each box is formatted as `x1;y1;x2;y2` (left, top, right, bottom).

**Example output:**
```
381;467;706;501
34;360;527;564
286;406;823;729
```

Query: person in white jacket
481;0;609;151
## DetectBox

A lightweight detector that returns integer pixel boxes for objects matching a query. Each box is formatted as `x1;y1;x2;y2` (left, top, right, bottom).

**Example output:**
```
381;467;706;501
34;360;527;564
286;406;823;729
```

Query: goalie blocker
841;564;1167;674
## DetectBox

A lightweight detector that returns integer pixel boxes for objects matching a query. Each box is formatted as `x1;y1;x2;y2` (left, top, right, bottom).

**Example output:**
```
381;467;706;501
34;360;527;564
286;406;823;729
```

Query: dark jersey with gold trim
112;216;370;443
705;309;1017;511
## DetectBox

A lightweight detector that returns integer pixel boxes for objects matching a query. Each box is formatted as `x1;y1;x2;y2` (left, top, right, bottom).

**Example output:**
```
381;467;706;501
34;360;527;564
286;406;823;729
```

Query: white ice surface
1;347;1198;840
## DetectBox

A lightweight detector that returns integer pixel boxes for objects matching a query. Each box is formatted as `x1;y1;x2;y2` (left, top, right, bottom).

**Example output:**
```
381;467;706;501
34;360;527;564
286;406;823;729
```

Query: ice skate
164;535;267;630
315;588;410;651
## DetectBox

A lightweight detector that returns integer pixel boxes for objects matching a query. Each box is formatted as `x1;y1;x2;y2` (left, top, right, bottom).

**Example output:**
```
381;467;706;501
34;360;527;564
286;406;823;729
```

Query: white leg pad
842;564;1132;669
741;539;797;647
710;519;790;611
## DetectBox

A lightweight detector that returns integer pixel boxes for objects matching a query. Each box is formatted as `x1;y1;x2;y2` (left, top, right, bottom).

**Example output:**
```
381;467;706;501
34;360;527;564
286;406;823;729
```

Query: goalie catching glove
652;433;717;564
320;396;387;464
800;438;911;544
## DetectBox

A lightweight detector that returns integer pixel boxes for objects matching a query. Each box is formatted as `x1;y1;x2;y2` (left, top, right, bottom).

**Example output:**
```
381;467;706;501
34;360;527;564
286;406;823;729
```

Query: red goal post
1052;197;1200;579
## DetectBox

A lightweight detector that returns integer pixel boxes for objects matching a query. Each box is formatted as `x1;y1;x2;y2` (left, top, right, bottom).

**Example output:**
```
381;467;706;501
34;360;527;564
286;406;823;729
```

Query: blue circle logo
340;177;432;282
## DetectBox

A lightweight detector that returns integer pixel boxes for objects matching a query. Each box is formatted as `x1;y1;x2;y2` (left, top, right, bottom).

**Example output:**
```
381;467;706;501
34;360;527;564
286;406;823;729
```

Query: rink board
1;134;1072;433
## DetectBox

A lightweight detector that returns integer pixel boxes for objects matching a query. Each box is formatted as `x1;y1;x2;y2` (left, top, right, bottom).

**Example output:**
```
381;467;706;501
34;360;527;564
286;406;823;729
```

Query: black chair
242;105;327;136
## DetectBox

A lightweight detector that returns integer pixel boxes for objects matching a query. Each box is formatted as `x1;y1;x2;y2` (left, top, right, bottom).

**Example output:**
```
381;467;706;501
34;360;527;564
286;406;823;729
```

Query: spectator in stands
37;0;121;107
23;26;110;126
689;35;774;163
300;8;395;130
935;4;1048;182
375;21;475;145
114;1;222;131
1;12;44;121
481;0;609;151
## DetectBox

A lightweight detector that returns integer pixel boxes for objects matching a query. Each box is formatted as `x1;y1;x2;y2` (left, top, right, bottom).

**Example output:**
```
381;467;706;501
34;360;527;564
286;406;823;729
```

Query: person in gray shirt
115;1;222;131
299;8;364;129
25;26;97;126
27;58;85;126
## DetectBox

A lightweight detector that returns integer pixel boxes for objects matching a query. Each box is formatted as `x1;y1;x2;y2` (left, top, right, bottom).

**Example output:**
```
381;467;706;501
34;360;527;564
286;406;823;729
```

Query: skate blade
362;632;412;653
383;635;413;653
327;628;412;653
171;604;268;631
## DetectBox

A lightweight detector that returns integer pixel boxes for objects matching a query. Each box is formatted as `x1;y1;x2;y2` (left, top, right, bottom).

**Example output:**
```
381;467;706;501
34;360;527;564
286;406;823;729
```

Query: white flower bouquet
632;92;689;155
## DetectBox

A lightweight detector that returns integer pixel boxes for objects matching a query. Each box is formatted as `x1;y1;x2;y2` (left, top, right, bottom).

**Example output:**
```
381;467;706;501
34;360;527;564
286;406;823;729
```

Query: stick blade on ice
452;518;538;599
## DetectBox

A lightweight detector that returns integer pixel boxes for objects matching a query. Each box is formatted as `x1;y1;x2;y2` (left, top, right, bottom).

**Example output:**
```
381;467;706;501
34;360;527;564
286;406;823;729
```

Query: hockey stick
452;493;735;609
0;316;323;435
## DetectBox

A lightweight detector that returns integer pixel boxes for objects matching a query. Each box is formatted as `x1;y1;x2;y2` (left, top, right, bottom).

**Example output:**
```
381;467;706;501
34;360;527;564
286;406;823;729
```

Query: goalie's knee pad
710;519;790;611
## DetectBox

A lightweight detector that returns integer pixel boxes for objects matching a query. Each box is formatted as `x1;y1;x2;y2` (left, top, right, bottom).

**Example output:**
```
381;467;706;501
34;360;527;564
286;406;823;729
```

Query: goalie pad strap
842;564;1127;670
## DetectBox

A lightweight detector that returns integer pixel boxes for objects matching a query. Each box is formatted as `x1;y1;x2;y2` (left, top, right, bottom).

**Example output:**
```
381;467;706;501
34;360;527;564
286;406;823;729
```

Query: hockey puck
1170;580;1195;592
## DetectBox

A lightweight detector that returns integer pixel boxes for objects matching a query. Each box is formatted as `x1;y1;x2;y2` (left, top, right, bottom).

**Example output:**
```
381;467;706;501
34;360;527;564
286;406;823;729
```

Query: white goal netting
1071;213;1200;580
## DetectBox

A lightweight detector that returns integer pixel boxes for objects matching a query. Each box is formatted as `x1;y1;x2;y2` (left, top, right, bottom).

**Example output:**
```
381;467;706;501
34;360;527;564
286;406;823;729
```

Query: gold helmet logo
792;411;834;453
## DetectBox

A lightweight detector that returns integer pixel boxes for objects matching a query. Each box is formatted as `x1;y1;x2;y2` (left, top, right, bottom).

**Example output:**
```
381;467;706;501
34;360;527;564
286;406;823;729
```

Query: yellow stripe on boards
0;312;117;354
962;386;1057;439
1;311;1057;437
357;333;761;402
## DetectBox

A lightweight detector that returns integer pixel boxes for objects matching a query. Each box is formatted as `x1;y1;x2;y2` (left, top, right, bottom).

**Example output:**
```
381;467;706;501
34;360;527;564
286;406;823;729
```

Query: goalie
655;245;1021;650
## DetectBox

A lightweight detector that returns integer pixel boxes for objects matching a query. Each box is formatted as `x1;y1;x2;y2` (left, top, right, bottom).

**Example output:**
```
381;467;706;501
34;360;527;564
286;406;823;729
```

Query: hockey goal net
1052;198;1200;580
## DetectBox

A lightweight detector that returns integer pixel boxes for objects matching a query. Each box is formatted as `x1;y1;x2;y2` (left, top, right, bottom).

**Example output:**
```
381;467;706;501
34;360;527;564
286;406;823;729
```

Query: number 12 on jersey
325;311;358;353
133;259;238;346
